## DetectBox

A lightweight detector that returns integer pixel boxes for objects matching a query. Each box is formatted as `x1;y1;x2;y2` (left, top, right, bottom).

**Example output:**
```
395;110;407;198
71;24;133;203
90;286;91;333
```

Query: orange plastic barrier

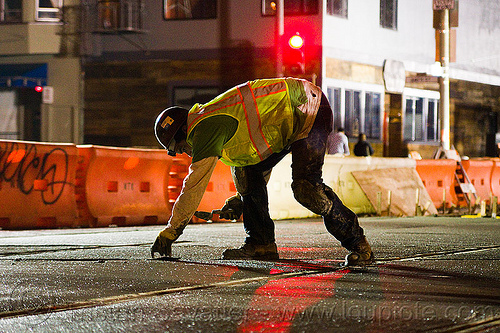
167;155;190;206
490;159;500;200
415;159;457;209
461;159;494;203
192;160;239;223
0;140;81;229
79;145;174;227
0;140;239;229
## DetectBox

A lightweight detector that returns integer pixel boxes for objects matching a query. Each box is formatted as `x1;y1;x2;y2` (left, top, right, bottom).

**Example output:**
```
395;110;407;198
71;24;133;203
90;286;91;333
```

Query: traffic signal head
288;34;304;49
284;32;305;75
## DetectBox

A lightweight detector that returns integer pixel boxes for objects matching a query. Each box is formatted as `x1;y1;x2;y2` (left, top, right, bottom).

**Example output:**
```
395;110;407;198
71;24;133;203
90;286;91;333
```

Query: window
36;0;63;22
380;0;397;30
164;0;216;20
173;87;219;108
365;92;381;140
327;87;342;130
98;0;143;31
404;96;439;143
262;0;319;16
326;80;384;140
0;0;22;22
345;89;361;138
427;100;438;141
326;0;347;18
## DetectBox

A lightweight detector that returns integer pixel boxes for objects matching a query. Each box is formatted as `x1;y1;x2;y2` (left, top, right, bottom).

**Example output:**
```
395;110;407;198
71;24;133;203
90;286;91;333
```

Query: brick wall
84;59;224;148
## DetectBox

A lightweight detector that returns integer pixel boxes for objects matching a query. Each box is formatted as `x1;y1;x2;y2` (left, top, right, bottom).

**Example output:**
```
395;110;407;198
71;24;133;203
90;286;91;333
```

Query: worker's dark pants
232;93;365;252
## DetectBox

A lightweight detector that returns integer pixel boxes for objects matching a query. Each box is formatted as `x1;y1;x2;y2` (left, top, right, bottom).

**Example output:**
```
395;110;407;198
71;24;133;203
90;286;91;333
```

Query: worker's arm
152;115;237;258
170;155;218;235
151;156;218;257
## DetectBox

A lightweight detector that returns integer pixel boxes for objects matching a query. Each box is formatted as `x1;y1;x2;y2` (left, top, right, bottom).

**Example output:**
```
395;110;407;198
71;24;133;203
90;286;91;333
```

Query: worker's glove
151;231;175;258
218;194;243;220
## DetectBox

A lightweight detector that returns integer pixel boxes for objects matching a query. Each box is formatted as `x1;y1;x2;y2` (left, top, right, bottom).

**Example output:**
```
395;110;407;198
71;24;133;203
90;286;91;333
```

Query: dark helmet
154;106;188;156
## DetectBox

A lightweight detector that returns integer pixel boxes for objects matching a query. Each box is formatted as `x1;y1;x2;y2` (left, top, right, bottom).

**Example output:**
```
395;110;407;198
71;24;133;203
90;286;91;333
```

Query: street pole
276;0;284;77
438;8;451;151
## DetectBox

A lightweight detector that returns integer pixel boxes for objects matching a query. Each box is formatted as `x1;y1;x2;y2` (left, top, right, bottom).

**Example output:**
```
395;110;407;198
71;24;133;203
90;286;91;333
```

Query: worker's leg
223;150;289;259
232;165;275;245
290;93;372;265
232;148;290;244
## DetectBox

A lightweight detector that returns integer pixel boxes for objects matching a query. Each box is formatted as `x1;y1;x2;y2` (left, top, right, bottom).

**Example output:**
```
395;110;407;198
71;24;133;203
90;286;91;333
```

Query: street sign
433;0;455;10
406;75;439;84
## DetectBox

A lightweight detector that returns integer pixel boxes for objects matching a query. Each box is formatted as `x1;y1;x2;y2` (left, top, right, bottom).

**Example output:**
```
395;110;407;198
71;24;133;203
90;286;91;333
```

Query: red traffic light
34;86;43;93
288;34;304;49
284;32;305;75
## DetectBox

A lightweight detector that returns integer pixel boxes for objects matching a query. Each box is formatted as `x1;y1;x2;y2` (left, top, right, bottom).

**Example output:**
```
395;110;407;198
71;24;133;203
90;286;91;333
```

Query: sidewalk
0;216;499;332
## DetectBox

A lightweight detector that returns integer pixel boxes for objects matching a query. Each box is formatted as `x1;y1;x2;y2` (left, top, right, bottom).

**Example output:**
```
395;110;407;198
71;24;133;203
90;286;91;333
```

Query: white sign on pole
42;86;54;104
383;59;406;94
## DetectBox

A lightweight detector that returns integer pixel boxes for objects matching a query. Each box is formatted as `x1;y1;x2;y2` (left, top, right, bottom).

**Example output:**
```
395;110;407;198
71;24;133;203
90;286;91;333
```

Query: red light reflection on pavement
238;269;350;333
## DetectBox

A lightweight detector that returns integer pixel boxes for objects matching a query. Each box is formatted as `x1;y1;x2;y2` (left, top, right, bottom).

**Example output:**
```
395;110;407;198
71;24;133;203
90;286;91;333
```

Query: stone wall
451;80;500;157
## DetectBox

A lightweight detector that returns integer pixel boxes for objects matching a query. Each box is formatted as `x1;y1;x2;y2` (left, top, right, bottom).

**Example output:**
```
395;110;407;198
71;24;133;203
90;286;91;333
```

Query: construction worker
151;78;374;266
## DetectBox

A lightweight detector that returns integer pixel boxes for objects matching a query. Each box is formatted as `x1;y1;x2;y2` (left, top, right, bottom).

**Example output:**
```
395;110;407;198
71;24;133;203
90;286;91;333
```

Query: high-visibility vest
187;79;298;167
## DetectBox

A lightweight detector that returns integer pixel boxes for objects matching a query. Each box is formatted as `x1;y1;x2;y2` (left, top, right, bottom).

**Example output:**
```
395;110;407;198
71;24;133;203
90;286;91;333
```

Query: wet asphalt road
0;216;499;333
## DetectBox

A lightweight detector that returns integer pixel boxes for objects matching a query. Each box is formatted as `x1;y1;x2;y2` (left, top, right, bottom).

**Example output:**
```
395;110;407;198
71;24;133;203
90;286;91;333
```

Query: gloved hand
151;233;174;258
218;194;243;220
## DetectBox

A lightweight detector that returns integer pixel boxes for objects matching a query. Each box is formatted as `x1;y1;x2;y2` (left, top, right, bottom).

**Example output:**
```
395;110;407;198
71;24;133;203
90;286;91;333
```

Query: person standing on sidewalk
326;127;350;156
151;78;373;266
354;133;374;156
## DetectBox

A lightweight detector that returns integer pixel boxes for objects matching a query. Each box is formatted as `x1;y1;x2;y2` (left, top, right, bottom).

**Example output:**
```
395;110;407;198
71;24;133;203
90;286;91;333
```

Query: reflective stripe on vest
236;82;272;160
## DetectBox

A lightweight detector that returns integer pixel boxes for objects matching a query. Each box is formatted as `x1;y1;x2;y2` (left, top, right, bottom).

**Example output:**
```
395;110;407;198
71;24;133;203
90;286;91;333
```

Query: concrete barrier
267;155;416;219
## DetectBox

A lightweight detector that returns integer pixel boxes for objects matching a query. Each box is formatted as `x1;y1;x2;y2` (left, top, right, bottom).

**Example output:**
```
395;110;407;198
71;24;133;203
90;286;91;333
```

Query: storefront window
404;96;440;143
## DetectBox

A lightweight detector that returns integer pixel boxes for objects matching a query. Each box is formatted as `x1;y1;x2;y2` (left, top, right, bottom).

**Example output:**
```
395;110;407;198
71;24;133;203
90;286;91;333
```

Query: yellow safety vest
187;79;296;167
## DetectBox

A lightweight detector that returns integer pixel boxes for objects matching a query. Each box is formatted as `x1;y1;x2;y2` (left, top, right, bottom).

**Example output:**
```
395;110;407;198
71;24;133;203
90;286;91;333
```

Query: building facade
0;0;82;143
1;0;499;158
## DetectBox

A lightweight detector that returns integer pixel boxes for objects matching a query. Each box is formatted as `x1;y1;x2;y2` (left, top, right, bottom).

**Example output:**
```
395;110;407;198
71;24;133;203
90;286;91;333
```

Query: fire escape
76;0;146;56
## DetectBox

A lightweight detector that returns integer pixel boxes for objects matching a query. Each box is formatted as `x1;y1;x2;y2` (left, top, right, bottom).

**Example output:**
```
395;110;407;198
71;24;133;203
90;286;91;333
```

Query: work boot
222;243;279;260
344;236;374;266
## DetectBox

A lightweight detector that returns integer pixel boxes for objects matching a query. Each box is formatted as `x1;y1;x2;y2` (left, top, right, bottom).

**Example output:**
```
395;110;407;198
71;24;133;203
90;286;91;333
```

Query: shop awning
0;63;47;88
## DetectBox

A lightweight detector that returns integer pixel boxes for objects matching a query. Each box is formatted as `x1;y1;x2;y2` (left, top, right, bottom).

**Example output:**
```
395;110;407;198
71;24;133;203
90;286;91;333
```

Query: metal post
276;0;284;77
438;8;451;151
387;190;392;217
377;192;382;216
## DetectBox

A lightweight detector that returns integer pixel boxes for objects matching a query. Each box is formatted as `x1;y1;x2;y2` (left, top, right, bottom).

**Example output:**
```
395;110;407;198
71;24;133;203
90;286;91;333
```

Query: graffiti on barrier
0;142;70;205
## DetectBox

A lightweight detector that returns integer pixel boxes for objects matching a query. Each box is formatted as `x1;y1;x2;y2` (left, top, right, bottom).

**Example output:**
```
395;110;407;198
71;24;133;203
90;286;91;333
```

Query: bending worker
151;77;374;266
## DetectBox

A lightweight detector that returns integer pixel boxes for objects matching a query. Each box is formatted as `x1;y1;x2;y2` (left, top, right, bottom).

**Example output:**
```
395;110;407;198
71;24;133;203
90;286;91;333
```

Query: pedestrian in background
354;133;374;157
326;127;350;156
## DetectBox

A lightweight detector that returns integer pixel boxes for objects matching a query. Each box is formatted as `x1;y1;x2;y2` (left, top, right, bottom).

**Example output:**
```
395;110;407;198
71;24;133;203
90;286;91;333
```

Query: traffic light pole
276;0;284;77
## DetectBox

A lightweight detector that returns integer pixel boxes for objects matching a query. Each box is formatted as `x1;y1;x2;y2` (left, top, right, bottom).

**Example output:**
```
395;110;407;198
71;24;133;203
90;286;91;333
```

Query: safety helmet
154;106;188;156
